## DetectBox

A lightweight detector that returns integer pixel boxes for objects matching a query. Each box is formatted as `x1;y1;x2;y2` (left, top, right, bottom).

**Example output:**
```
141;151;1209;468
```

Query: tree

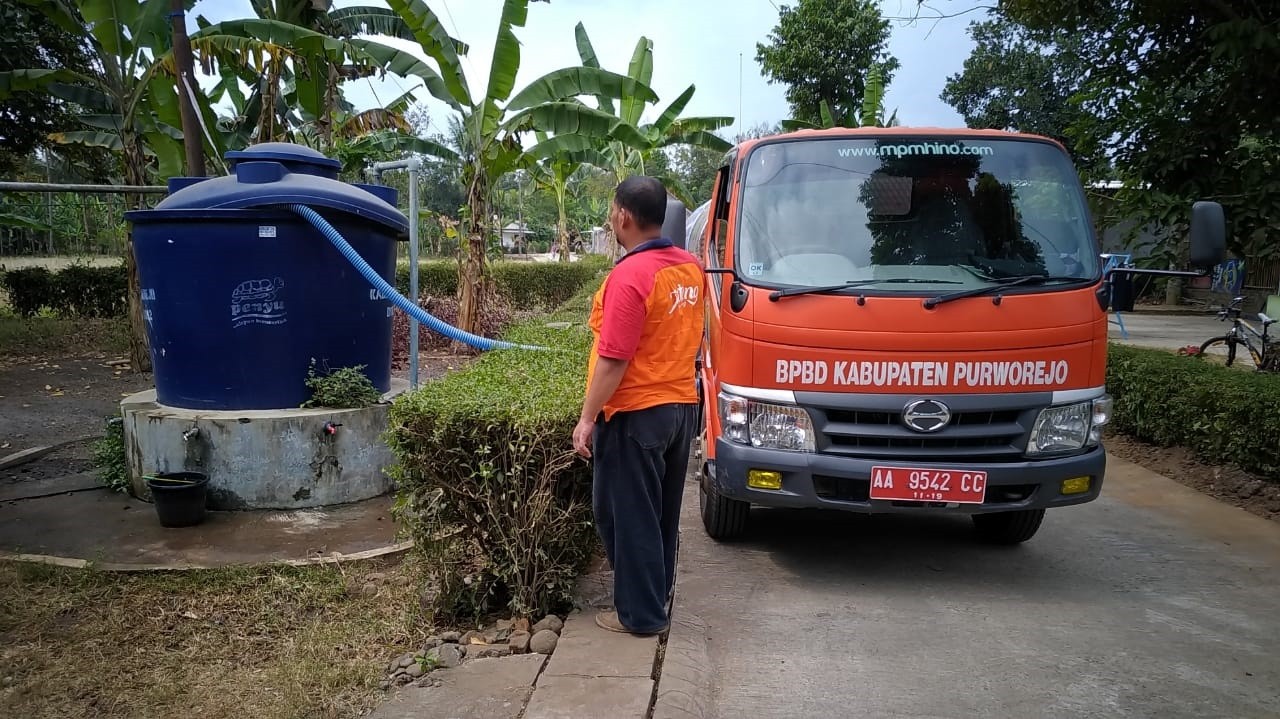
192;2;456;155
756;0;899;127
669;144;724;207
0;0;205;371
0;2;112;178
940;18;1105;176
541;23;733;258
781;64;897;130
387;0;656;335
994;0;1280;269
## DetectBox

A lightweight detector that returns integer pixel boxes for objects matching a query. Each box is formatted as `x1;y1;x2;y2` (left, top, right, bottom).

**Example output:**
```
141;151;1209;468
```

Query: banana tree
191;13;461;153
387;0;657;336
525;133;608;263
200;0;426;147
0;0;204;371
548;23;732;258
781;65;898;130
0;0;194;186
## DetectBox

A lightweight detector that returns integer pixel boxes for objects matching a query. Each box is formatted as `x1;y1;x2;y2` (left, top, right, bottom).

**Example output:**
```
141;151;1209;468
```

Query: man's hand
575;356;629;459
572;418;595;458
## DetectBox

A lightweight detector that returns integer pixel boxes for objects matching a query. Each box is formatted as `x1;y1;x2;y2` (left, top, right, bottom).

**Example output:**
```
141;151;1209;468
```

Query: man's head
610;176;668;250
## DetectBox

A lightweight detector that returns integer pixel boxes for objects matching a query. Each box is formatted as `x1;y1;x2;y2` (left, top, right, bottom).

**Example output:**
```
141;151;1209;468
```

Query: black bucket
146;472;209;528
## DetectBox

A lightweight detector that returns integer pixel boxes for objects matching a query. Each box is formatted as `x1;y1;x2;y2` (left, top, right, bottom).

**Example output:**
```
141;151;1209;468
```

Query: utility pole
170;0;206;177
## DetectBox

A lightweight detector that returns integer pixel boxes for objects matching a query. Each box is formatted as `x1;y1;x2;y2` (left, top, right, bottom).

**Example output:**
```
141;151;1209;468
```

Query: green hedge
394;257;610;311
0;264;127;318
386;279;601;620
393;260;458;299
1106;343;1280;479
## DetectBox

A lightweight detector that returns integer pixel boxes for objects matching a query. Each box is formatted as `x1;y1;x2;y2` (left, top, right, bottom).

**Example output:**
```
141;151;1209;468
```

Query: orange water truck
676;127;1225;543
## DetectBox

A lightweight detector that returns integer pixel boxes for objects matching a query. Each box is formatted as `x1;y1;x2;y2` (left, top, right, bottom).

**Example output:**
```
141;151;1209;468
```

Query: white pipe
407;157;420;389
368;158;424;388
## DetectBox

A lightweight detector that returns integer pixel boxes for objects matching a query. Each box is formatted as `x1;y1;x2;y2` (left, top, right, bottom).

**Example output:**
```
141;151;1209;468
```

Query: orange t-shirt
587;240;706;420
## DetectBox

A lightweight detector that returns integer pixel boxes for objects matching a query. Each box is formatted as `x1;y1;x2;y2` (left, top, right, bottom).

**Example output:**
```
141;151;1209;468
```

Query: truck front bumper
708;439;1106;515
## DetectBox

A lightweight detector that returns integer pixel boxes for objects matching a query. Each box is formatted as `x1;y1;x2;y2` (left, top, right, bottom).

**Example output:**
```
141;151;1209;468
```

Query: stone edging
0;540;415;572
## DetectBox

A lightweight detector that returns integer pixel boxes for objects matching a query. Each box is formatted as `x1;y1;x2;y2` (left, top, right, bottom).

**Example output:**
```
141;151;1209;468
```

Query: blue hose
289;204;545;352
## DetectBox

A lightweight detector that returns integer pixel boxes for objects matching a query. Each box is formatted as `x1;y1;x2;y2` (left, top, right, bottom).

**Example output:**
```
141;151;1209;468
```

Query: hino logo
902;399;951;433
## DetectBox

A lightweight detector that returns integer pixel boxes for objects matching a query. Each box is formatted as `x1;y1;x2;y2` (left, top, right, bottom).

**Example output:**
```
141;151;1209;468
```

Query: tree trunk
122;135;152;373
258;56;280;142
1165;275;1183;306
170;0;206;177
456;170;491;342
556;184;570;263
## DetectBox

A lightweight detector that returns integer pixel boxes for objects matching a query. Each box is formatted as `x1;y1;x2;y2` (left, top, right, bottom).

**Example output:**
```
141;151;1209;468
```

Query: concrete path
657;456;1280;718
366;566;663;719
368;654;547;719
0;489;402;568
1108;310;1235;354
522;611;659;719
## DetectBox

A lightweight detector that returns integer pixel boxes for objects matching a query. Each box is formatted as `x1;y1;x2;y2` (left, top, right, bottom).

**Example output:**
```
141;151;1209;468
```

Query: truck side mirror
1189;201;1226;270
663;197;688;249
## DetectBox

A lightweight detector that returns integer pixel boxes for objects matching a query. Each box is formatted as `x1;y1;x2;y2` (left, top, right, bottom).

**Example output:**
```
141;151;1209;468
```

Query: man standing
572;176;706;636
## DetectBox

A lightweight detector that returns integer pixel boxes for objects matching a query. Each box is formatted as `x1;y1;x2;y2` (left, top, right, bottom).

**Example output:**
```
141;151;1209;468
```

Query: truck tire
699;466;749;541
972;509;1045;545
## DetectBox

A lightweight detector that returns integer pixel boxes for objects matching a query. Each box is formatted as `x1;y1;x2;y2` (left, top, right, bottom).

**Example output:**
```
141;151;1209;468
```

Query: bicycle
1197;296;1279;371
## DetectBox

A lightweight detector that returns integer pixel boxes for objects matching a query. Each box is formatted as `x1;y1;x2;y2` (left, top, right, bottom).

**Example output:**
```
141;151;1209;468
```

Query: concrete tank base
121;381;409;510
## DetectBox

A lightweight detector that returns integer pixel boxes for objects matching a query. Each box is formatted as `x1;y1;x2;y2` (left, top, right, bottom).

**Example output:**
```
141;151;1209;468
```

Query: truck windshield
736;137;1098;290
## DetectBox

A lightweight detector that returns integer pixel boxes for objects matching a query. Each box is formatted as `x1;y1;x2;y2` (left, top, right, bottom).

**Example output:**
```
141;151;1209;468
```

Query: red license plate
869;466;988;504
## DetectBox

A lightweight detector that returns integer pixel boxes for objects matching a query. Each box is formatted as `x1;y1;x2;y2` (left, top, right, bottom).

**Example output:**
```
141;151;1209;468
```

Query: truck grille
811;405;1033;460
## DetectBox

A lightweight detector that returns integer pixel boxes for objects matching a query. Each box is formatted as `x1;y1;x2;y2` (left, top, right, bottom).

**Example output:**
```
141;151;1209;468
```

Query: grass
0;312;129;359
0;558;434;719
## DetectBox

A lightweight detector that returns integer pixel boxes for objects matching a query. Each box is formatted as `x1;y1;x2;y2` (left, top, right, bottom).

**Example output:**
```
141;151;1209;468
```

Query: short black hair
614;176;668;229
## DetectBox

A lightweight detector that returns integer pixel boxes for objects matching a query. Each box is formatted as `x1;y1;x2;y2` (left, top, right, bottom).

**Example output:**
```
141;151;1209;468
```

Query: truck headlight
718;392;815;452
1027;395;1112;456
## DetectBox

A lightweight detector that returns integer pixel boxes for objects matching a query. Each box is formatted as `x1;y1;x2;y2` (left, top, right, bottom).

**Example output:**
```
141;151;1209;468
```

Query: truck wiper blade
769;278;961;301
922;274;1078;309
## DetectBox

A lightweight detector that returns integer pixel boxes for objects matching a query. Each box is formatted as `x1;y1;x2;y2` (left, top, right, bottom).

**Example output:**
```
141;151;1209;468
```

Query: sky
189;0;990;137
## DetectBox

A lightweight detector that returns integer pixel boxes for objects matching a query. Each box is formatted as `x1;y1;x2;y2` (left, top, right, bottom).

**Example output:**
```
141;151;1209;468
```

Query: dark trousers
592;403;697;633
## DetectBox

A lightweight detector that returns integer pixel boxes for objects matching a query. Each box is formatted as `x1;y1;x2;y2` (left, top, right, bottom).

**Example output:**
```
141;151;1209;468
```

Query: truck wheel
699;466;749;541
972;509;1045;545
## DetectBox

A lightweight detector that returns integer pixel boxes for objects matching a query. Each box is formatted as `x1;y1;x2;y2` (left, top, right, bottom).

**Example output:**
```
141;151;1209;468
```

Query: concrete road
1107;310;1264;365
668;456;1280;718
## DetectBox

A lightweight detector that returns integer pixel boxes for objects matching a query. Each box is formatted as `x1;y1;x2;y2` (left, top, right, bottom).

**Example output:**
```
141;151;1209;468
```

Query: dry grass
0;257;123;272
0;314;129;359
0;558;434;719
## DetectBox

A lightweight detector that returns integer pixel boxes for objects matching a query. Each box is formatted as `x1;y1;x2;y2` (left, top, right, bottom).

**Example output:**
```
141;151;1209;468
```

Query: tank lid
225;142;342;172
138;143;407;234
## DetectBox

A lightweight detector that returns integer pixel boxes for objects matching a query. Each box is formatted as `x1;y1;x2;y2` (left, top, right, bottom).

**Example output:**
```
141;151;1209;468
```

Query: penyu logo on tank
230;277;288;328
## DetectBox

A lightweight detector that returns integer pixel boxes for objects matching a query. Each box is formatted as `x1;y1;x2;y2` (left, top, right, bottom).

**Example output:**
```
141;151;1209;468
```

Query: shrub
55;264;128;318
301;361;383;409
394;257;610;310
394;260;458;300
1105;343;1280;479
390;294;514;368
1;267;56;317
491;261;606;311
0;263;127;318
92;416;129;493
386;281;600;620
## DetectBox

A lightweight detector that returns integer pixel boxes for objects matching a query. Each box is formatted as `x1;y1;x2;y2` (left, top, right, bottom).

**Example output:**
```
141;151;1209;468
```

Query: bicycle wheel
1198;336;1238;366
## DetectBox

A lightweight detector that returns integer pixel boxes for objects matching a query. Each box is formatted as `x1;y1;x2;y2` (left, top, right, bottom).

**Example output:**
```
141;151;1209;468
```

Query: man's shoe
595;610;667;636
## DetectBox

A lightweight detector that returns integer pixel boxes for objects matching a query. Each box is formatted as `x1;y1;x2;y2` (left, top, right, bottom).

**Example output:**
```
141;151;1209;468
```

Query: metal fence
0;182;166;259
1245;257;1280;292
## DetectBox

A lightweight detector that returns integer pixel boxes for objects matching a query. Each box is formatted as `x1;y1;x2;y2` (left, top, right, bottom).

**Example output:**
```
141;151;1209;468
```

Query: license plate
869;466;988;504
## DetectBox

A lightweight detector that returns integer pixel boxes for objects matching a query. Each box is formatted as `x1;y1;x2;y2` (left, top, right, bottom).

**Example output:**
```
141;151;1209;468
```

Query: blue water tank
125;143;407;410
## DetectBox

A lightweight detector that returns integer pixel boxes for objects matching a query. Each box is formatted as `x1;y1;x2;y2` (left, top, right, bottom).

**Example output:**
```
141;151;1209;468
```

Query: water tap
182;426;200;441
323;422;343;436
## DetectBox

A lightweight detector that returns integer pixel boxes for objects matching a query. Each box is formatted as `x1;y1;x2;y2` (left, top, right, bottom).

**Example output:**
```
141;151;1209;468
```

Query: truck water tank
124;143;407;410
